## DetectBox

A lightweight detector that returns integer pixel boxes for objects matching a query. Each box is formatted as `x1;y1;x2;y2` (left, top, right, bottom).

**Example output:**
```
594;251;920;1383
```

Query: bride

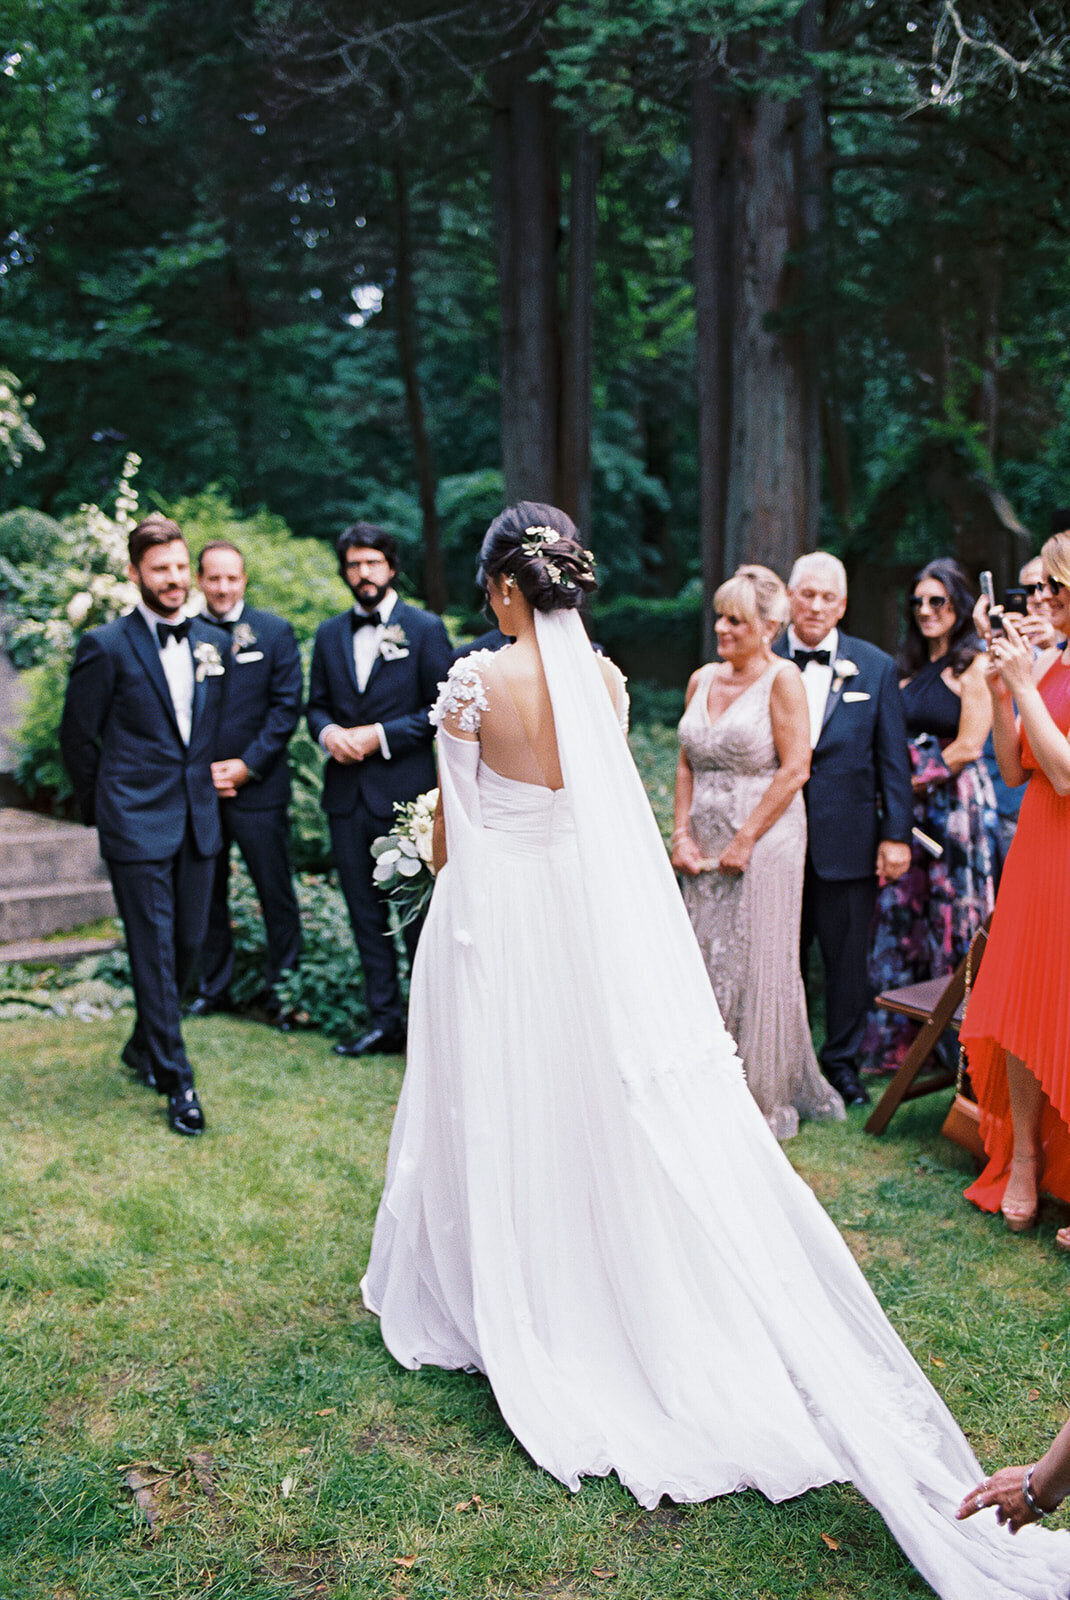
362;503;1069;1599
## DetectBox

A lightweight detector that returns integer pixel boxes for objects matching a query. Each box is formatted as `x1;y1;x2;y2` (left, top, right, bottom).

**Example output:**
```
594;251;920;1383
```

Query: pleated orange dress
962;651;1070;1211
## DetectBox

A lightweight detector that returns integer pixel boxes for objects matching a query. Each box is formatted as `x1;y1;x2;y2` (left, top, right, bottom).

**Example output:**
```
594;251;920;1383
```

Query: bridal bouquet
370;788;438;928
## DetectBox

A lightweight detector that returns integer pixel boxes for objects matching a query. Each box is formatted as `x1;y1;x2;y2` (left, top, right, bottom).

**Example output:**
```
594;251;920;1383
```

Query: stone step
0;933;122;967
0;880;117;943
0;816;110;888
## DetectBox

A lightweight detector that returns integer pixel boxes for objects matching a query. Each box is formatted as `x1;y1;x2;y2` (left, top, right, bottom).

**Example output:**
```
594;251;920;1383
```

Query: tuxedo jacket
773;630;912;880
306;600;453;822
214;606;302;812
60;610;229;863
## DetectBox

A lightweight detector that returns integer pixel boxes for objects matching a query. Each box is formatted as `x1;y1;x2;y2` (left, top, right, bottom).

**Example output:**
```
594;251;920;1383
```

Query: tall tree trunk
724;84;814;578
792;0;823;552
557;126;599;538
492;61;560;503
691;48;734;659
391;153;446;611
639;381;679;594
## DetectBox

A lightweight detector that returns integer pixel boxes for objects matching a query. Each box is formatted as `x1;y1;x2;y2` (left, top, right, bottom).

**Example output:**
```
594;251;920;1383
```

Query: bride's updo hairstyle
714;564;790;640
477;501;598;613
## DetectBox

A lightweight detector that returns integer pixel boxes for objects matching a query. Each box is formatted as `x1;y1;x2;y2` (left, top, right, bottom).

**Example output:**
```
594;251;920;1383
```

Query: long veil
530;607;1070;1600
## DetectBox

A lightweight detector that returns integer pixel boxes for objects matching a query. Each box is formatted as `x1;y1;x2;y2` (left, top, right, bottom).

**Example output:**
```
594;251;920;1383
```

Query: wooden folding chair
864;917;991;1137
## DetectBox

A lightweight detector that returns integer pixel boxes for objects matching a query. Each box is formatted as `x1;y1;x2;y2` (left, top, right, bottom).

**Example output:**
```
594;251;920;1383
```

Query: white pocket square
842;690;870;702
234;650;264;663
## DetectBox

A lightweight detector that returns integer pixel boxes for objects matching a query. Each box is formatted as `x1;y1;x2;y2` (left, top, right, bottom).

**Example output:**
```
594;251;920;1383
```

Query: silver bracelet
1022;1465;1049;1518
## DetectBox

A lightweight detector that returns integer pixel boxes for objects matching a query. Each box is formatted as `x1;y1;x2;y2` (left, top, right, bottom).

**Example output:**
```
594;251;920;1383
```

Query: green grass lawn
2;1014;1068;1600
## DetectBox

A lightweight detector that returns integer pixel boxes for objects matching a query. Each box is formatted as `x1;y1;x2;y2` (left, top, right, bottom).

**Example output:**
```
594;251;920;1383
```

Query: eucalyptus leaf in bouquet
370;789;438;928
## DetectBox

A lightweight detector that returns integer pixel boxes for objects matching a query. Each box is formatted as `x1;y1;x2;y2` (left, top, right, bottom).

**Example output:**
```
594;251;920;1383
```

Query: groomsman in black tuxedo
307;523;452;1056
60;514;229;1134
186;540;303;1026
774;552;913;1107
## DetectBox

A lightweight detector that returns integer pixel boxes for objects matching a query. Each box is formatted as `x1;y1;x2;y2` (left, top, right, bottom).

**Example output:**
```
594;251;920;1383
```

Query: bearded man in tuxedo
773;552;913;1107
307;523;452;1057
60;514;229;1134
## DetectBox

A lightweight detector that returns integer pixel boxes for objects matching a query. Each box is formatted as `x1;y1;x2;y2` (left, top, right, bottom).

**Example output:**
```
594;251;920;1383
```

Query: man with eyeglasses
307;523;452;1058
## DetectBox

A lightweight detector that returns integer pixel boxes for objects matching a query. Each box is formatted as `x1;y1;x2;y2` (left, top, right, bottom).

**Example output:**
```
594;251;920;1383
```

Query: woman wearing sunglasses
861;558;999;1074
960;536;1070;1245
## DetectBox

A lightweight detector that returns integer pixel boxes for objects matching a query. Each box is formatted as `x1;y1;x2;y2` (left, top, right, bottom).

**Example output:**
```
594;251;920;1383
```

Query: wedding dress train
362;609;1069;1600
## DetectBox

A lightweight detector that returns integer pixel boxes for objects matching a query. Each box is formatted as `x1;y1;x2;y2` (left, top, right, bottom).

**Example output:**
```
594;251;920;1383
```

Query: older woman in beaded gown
673;567;844;1139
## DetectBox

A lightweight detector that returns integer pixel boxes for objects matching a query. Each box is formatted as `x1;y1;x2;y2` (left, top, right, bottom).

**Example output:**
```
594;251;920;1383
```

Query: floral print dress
860;657;999;1073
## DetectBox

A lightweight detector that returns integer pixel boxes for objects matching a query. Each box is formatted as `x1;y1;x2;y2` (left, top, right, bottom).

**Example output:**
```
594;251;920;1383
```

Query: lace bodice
432;645;628;789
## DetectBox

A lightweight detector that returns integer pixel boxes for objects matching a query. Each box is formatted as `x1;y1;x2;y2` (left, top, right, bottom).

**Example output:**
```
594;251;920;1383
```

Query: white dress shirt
217;600;245;624
138;599;194;746
788;625;838;750
318;589;394;760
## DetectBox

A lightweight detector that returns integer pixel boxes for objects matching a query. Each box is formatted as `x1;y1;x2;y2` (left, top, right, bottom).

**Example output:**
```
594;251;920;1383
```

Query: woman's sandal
1001;1155;1040;1233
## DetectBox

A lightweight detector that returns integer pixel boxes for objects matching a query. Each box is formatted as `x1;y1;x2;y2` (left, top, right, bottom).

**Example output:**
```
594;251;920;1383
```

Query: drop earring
502;580;512;606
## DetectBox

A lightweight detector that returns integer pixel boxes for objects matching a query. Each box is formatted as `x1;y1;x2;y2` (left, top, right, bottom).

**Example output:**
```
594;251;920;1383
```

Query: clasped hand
324;725;381;764
211;757;250;799
671;832;751;876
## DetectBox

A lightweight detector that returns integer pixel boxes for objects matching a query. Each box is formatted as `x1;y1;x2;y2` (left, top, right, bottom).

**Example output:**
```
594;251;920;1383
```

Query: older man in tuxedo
307;523;452;1057
187;539;303;1026
60;514;229;1134
774;552;913;1106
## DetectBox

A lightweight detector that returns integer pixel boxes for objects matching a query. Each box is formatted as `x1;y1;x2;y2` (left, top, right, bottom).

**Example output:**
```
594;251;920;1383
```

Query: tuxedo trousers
330;800;420;1033
107;827;217;1095
198;804;301;1003
800;866;877;1076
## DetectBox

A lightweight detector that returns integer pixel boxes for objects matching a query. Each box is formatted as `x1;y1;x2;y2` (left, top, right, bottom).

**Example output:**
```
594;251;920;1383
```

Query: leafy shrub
0;508;63;572
209;861;372;1039
591;591;703;687
14;659;72;801
168;489;348;644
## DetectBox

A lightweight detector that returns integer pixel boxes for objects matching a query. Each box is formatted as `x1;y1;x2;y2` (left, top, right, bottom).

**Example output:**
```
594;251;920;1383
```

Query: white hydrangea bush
0;370;45;470
4;451;144;667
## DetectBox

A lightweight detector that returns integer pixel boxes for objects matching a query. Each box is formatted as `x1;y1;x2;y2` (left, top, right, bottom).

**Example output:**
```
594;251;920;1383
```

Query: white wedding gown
362;609;1070;1599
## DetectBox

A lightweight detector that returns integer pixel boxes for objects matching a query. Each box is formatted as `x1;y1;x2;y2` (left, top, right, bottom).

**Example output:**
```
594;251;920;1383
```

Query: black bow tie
795;647;831;669
350;609;382;632
156;618;191;648
212;617;236;632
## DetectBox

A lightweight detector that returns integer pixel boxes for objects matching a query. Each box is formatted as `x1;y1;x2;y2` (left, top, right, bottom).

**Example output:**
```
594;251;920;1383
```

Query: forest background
4;0;1070;672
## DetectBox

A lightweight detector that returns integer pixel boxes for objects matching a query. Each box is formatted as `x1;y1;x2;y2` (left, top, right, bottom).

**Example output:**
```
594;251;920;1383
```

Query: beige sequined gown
678;660;845;1140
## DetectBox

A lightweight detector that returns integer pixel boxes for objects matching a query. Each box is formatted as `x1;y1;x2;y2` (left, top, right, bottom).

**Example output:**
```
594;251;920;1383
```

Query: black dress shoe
252;990;299;1032
184;995;226;1018
167;1088;206;1135
333;1026;406;1058
121;1043;156;1091
824;1065;870;1107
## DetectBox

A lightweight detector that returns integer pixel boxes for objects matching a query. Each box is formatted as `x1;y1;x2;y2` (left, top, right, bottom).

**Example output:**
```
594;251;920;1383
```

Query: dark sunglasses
1040;576;1066;597
1023;581;1046;597
910;594;949;613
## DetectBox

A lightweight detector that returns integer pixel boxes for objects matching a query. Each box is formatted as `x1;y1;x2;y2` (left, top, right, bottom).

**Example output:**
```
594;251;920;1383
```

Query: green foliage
166;489;348;644
592;591;703;686
0;507;62;571
204;860;371;1038
13;660;71;801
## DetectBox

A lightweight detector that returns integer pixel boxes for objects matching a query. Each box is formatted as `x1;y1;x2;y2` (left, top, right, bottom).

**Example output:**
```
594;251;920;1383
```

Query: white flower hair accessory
520;524;562;558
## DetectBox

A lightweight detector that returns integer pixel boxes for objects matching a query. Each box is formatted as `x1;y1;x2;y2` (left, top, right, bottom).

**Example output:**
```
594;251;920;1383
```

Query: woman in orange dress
961;529;1070;1246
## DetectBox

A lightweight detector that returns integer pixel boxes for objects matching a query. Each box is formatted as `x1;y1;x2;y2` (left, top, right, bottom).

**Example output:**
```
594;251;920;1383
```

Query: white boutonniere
193;640;225;681
832;657;858;689
378;622;410;661
232;622;257;653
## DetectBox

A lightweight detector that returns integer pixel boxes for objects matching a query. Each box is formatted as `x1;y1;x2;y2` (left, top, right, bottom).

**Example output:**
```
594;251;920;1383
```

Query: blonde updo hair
1041;530;1070;589
714;564;790;639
